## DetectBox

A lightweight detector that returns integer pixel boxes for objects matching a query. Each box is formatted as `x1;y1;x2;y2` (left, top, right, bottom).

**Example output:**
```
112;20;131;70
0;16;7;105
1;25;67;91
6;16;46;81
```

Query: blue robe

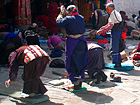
57;14;89;81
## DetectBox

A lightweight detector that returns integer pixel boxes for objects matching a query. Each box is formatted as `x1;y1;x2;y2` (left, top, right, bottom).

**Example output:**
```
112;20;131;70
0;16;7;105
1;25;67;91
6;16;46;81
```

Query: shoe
74;82;82;90
110;72;115;78
99;71;107;82
110;76;121;82
94;73;102;84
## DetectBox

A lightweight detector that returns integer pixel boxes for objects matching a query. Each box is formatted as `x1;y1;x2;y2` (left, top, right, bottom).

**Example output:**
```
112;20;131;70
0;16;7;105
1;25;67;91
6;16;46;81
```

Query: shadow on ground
11;99;63;105
74;90;113;104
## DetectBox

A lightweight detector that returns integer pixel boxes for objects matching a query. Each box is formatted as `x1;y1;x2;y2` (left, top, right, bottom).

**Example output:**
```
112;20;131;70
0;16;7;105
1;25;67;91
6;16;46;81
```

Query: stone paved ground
0;37;140;105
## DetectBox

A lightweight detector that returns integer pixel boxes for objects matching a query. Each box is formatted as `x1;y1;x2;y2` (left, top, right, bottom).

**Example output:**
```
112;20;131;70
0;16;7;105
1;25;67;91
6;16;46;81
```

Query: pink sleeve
61;37;66;41
9;51;19;81
47;38;51;48
100;22;114;33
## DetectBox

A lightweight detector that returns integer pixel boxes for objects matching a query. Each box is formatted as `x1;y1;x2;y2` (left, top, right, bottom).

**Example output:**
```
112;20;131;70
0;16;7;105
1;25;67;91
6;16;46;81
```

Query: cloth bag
49;59;65;68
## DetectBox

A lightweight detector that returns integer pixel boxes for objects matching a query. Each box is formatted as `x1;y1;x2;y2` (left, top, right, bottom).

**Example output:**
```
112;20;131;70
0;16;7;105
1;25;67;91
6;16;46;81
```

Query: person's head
139;10;140;15
132;14;136;19
59;0;64;6
48;32;54;37
66;5;77;16
46;2;50;6
120;11;126;15
88;0;93;4
106;3;115;14
24;30;40;46
28;23;38;33
18;30;24;39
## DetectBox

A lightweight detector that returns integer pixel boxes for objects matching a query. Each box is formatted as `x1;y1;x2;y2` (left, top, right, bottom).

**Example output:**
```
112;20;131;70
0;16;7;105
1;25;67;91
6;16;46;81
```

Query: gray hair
106;3;115;9
66;5;77;13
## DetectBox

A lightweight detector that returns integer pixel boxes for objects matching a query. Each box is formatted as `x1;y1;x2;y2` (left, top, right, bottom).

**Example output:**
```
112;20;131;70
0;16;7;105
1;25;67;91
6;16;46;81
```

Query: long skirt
23;57;48;94
66;36;88;81
87;48;105;78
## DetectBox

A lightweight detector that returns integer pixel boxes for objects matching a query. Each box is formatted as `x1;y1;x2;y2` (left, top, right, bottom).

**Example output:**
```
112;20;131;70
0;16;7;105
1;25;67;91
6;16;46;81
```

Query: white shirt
108;10;122;25
134;16;139;26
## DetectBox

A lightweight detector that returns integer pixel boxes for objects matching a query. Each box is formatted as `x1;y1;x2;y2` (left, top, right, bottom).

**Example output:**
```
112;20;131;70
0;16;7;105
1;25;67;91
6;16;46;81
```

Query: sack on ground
50;48;63;58
49;59;65;68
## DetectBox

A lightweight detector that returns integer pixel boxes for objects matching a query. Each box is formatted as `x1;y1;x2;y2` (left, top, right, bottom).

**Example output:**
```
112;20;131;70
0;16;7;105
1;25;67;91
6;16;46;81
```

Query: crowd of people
0;0;140;99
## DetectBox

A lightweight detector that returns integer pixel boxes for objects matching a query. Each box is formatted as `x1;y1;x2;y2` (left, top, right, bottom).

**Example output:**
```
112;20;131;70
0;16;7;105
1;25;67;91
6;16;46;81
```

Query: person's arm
8;51;19;81
129;42;140;55
129;49;138;55
60;37;66;41
56;17;67;28
96;22;114;35
47;38;52;48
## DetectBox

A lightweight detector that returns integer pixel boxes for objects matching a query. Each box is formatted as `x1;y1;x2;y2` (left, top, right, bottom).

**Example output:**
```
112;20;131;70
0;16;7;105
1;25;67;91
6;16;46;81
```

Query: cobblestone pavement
0;38;140;105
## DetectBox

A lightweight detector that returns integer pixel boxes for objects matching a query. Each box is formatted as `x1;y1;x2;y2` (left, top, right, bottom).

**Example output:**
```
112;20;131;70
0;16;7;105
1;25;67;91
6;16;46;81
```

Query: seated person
47;32;66;51
137;10;140;28
0;32;23;64
87;42;107;84
28;23;39;34
132;14;138;26
125;19;139;36
120;11;129;21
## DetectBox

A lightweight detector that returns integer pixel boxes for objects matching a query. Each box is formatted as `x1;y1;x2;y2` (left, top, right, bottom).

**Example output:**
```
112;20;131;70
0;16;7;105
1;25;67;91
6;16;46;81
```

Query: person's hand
59;73;70;79
5;79;12;88
56;14;63;21
129;51;133;55
96;30;103;35
60;5;66;15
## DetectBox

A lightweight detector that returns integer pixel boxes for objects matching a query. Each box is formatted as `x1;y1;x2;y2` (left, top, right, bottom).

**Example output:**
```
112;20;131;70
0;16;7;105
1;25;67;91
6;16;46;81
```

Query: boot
94;73;102;84
74;81;82;90
99;71;107;82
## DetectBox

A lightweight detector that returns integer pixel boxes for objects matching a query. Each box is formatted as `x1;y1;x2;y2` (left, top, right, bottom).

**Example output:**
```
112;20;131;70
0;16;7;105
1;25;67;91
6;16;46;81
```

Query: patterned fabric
100;22;114;33
23;45;50;64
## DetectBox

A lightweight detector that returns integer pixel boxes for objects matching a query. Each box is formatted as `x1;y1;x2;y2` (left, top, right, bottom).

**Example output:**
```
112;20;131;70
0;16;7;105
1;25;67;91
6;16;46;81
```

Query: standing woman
88;0;98;29
56;5;89;90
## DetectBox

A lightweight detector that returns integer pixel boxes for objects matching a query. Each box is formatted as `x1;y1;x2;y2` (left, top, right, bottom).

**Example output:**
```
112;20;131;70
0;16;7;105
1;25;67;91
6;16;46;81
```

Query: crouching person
5;45;50;97
87;42;107;84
